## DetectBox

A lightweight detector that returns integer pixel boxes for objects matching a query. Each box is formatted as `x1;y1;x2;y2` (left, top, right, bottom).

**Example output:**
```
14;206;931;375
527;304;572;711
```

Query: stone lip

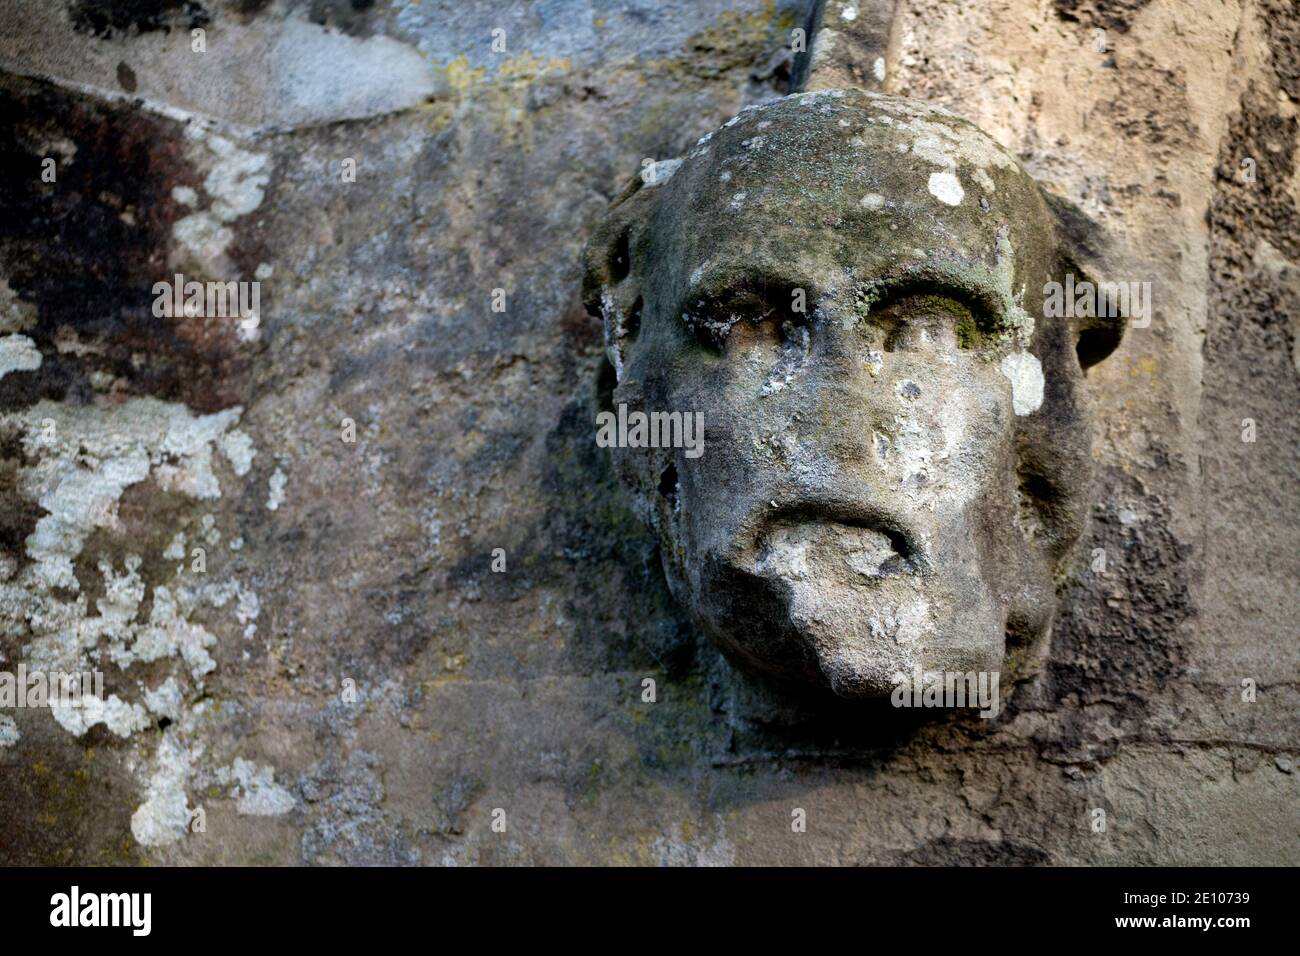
753;499;924;572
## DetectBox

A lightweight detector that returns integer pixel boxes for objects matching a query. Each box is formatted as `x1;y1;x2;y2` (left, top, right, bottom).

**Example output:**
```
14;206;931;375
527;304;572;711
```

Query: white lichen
172;129;271;266
130;734;193;847
928;171;964;206
600;288;627;381
107;584;218;679
49;693;150;738
1000;351;1045;415
0;394;267;850
857;97;1017;197
163;531;186;561
0;398;250;592
643;158;682;187
216;758;295;816
0;334;41;380
144;677;183;720
266;467;287;511
271;16;438;126
218;429;256;476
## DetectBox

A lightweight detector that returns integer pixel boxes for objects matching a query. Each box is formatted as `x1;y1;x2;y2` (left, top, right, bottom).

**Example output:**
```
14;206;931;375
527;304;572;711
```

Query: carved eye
609;230;632;282
868;291;997;352
728;315;811;375
687;283;809;355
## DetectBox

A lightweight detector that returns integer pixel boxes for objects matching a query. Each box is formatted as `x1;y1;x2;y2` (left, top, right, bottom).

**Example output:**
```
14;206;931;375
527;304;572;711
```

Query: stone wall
0;0;1295;865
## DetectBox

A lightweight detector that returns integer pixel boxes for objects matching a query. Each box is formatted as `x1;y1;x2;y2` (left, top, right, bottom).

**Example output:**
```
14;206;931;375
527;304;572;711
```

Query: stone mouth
753;503;925;579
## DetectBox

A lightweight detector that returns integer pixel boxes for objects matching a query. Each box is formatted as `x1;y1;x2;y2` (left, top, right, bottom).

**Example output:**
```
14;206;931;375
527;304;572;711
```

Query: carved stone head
584;90;1124;700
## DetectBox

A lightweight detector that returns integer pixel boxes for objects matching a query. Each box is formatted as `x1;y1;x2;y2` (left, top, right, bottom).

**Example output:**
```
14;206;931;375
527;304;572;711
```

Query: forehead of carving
684;90;1025;192
644;90;1055;318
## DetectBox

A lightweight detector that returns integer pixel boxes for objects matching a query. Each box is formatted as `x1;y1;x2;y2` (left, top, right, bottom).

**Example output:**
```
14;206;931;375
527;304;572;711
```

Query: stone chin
662;512;1011;700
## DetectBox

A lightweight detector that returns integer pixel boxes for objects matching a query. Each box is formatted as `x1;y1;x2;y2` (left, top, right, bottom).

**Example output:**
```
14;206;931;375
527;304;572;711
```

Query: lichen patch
1000;351;1045;415
928;171;964;206
0;333;42;380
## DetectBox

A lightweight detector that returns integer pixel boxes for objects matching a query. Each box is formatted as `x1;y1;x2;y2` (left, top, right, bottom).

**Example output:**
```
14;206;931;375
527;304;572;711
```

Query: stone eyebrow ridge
859;273;1006;327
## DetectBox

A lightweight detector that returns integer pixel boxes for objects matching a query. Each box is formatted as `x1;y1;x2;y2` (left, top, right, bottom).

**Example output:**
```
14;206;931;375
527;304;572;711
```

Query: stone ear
582;171;664;380
1042;191;1128;371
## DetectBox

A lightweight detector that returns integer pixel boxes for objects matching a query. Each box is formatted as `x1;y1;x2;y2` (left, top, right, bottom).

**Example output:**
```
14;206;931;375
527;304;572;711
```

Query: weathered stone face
585;89;1125;699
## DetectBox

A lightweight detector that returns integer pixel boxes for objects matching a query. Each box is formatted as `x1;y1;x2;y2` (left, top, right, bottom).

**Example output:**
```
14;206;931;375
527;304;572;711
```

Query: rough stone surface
0;0;1296;865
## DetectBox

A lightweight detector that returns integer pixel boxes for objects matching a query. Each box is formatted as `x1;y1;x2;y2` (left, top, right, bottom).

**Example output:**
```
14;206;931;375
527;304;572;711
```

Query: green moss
954;307;993;350
10;749;144;865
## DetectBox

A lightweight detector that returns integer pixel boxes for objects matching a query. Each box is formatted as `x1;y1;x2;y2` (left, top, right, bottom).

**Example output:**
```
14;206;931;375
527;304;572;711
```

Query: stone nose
783;333;975;512
804;326;940;425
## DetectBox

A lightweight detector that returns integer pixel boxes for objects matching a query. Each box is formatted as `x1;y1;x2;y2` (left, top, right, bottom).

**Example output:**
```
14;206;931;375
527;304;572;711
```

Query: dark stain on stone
69;0;210;38
1210;82;1299;265
356;581;433;669
1052;0;1154;33
559;298;602;359
231;0;274;18
0;718;144;865
0;429;42;574
896;836;1053;866
308;0;379;37
115;61;138;93
1259;0;1300;101
431;771;482;835
1048;474;1193;733
0;75;247;413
